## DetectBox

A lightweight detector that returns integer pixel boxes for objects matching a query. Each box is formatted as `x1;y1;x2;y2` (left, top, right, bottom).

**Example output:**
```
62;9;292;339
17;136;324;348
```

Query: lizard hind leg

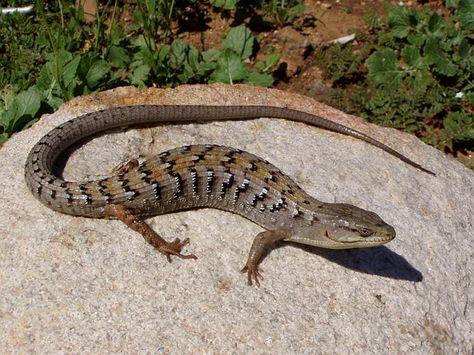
105;204;197;261
241;229;289;287
111;158;140;175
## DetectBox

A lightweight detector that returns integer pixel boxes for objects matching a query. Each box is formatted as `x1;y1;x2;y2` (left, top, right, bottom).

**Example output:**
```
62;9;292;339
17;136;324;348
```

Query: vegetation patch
315;0;473;166
0;0;292;143
1;0;472;168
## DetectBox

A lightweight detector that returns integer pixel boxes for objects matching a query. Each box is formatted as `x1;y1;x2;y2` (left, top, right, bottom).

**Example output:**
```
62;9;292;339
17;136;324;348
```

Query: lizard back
24;105;403;285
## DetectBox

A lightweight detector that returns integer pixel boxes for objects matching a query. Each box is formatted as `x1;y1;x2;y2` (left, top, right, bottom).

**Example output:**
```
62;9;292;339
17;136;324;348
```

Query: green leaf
36;50;73;95
291;4;305;18
265;53;281;71
14;87;41;118
202;48;221;62
170;39;189;67
209;49;248;84
0;88;15;114
443;111;474;142
424;36;458;76
3;87;42;133
129;64;150;88
36;50;77;101
467;92;474;106
136;45;158;69
411;69;434;96
110;67;126;82
187;46;200;69
48;96;64;110
407;33;425;46
244;72;274;86
273;3;305;26
0;108;16;132
366;49;402;89
63;55;81;88
180;48;201;82
428;12;443;33
210;0;238;10
445;0;457;8
387;5;414;38
108;45;130;67
255;53;281;73
158;44;170;62
0;133;9;144
455;0;474;30
35;62;55;93
455;38;470;60
56;50;73;66
222;26;254;59
401;45;422;68
85;60;110;89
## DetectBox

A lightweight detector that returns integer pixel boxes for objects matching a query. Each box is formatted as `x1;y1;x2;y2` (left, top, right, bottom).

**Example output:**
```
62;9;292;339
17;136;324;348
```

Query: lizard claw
241;264;264;287
159;237;197;262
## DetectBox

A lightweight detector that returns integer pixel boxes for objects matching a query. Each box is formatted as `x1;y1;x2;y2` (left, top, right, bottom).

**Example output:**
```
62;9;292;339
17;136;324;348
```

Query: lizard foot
241;229;288;286
158;237;197;262
112;158;139;175
241;264;264;287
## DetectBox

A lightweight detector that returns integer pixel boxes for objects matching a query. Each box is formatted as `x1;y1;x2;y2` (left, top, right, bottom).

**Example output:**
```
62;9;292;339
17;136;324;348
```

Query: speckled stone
0;84;472;353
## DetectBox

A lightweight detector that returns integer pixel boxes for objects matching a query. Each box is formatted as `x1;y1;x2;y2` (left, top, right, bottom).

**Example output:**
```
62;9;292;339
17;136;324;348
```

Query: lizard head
293;203;396;249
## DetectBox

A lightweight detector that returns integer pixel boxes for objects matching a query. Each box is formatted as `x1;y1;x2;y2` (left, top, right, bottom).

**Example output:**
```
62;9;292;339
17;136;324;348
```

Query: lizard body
25;105;432;285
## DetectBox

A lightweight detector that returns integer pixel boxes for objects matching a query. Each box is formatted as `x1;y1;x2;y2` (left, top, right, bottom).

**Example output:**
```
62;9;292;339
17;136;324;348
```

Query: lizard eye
358;228;373;237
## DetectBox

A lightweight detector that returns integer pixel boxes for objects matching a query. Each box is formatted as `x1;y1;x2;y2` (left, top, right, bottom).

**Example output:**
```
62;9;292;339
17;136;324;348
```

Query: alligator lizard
24;105;434;286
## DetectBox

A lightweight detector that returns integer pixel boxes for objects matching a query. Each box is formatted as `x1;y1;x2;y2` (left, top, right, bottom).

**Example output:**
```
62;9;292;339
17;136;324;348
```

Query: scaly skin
25;105;429;285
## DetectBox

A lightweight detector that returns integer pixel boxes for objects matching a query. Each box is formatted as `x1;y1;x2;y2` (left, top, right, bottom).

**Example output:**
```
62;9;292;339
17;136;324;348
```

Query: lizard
24;105;434;286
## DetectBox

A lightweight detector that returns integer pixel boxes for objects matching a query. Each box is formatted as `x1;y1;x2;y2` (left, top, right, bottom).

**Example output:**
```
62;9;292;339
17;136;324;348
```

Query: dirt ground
178;0;387;97
79;0;436;101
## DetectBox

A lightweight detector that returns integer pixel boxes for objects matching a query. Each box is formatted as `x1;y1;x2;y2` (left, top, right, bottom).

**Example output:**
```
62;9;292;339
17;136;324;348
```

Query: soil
180;0;387;99
80;0;438;102
78;0;461;105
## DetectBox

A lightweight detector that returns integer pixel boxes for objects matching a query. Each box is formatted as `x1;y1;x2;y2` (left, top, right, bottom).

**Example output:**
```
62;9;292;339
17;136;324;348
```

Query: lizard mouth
324;230;394;246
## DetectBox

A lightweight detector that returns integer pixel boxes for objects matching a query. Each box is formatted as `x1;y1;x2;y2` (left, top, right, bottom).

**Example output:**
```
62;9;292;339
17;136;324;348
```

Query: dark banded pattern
24;104;414;285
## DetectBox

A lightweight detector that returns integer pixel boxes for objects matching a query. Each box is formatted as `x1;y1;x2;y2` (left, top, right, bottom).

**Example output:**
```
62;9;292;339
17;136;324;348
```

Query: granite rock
0;84;472;353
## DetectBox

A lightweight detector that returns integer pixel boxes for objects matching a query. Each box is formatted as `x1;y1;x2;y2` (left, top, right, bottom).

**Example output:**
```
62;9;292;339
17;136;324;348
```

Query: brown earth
179;0;382;97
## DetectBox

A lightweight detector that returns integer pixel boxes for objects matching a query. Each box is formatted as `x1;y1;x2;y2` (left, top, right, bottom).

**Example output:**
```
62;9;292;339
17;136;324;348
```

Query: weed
0;1;285;143
315;0;473;156
267;0;305;28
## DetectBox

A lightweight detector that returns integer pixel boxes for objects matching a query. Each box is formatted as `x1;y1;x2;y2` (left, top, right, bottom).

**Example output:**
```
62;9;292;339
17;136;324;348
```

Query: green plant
0;6;51;92
0;1;282;143
210;0;305;28
127;25;279;87
211;26;280;85
133;0;178;43
316;0;474;156
210;0;240;10
268;0;304;27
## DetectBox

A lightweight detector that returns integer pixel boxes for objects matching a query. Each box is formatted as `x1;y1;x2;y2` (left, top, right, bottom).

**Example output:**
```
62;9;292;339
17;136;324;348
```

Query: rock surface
0;84;472;353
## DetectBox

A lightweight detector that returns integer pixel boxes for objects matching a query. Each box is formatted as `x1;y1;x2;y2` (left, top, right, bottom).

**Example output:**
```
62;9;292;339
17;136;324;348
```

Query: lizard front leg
241;229;289;287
